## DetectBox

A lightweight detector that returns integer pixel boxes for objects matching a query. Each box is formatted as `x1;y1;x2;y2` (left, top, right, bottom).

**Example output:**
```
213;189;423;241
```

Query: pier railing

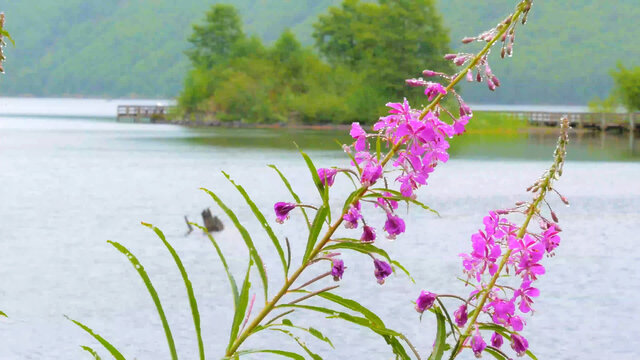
492;110;638;132
116;105;174;122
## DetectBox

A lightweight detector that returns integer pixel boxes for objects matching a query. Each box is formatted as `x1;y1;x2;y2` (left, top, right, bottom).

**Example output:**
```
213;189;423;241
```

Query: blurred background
0;1;638;359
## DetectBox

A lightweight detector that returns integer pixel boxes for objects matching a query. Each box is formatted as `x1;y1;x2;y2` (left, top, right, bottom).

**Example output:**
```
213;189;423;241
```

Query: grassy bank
466;111;528;134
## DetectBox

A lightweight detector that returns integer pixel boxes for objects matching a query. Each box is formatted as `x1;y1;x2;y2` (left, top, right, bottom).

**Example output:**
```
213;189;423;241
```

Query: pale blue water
0;109;639;359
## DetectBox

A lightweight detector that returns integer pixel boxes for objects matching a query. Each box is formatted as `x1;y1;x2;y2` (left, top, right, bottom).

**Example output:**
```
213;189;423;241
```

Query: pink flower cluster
460;211;562;357
273;70;473;284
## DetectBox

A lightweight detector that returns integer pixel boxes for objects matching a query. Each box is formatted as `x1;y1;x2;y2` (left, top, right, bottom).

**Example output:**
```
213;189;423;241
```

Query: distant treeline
177;0;453;124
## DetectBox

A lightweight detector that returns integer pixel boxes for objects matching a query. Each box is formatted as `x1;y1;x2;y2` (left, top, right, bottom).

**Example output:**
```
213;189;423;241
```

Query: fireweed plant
65;1;566;359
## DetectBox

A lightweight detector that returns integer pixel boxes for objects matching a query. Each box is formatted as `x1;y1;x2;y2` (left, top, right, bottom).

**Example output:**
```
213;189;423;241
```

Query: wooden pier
494;111;638;132
116;105;174;122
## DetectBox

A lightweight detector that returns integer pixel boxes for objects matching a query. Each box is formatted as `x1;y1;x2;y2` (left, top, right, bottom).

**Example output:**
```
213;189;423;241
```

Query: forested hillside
0;0;638;104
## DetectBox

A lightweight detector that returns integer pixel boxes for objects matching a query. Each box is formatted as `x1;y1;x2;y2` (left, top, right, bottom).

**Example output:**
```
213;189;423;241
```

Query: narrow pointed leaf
262;320;334;348
0;310;6;317
223;172;288;277
342;187;366;213
484;347;508;360
201;188;269;301
270;328;323;360
142;223;205;360
228;260;252;352
302;205;329;264
234;349;305;360
80;345;102;360
192;222;239;308
65;316;125;360
268;164;311;229
295;146;328;207
428;307;447;360
365;191;439;216
107;241;177;359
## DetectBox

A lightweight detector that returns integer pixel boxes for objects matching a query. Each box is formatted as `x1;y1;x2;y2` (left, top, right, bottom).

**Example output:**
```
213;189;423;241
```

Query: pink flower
491;332;503;348
317;168;338;187
384;214;406;239
513;280;540;313
331;259;344;281
415;291;437;313
453;115;470;135
373;259;392;284
360;225;376;243
343;202;362;229
454;305;468;327
274;202;296;224
424;82;447;101
471;328;486;357
350;122;368;151
541;225;561;253
510;334;529;357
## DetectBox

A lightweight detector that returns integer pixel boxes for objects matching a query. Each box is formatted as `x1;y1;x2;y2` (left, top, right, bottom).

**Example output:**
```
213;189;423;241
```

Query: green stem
225;3;533;357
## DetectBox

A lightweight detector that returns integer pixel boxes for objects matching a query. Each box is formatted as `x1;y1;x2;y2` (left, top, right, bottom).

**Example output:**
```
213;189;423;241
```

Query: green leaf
316;292;384;327
192;223;239;308
302;205;329;264
234;349;305;360
279;303;410;359
223;171;288;277
0;310;6;317
65;316;125;360
268;164;311;229
266;320;334;348
428;307;447;360
277;304;378;332
142;223;205;360
228;259;252;353
201;188;269;302
270;328;323;360
484;347;508;360
107;241;177;359
365;190;439;216
295;145;329;208
0;29;14;46
435;298;458;342
80;345;102;360
342;187;366;214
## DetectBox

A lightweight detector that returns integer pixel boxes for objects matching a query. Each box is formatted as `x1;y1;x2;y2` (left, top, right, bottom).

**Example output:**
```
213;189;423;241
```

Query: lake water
0;110;639;359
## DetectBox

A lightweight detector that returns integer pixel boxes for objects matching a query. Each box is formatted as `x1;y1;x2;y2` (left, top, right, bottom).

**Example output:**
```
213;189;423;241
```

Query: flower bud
405;78;427;87
476;71;482;82
444;53;457;60
453;56;467;66
466;69;474;82
415;291;437;313
551;211;559;223
461;37;476;44
422;69;437;77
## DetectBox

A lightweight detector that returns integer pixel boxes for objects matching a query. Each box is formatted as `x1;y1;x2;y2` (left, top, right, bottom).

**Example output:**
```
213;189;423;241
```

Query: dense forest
177;1;452;123
0;0;638;105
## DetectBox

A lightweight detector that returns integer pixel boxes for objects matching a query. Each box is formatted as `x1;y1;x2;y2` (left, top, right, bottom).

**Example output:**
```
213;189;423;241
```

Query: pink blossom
317;168;338;187
384;214;406;239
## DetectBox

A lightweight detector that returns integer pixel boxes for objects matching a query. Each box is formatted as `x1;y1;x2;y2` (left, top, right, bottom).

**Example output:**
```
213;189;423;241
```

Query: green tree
185;4;244;68
313;0;453;96
611;63;640;112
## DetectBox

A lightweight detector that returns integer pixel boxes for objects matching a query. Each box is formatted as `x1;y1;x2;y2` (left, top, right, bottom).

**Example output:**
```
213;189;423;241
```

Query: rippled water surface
1;115;639;359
